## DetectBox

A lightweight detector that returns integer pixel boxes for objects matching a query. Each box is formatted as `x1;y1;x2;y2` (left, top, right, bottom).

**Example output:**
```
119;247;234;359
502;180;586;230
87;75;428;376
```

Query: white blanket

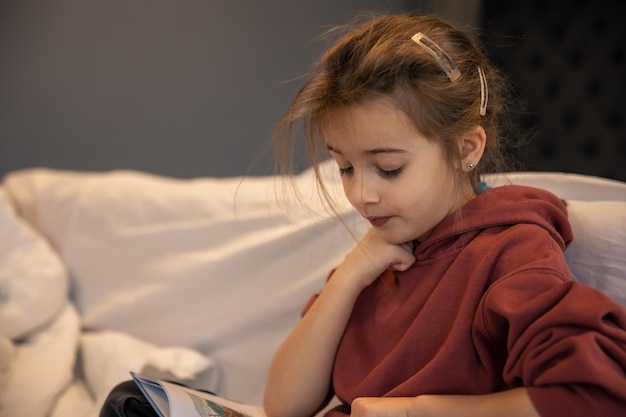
0;187;216;417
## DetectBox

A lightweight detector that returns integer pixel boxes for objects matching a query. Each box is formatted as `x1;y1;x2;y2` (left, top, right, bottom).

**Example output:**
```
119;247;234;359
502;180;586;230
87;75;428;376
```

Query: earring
467;161;476;170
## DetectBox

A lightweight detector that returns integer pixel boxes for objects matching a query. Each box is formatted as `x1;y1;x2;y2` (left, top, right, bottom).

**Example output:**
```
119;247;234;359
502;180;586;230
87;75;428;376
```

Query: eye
378;167;403;179
339;166;354;176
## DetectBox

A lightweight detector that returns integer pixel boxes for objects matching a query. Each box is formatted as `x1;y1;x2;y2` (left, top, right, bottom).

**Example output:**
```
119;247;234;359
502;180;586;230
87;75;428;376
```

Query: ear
458;126;486;171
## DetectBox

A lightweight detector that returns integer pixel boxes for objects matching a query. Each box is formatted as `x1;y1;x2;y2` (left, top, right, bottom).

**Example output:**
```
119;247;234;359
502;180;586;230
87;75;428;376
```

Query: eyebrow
326;145;407;156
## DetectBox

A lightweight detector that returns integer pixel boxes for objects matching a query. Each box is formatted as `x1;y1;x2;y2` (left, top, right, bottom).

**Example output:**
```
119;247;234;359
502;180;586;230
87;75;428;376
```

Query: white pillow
564;200;626;306
484;171;626;201
0;189;68;339
2;165;365;404
1;303;80;417
80;330;217;417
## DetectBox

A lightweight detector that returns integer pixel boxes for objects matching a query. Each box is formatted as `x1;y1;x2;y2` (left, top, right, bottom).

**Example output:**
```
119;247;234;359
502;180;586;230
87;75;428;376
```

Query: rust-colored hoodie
309;185;626;417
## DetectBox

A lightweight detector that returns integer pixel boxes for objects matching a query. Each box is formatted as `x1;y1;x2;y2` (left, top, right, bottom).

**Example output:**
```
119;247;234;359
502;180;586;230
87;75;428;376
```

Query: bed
1;161;625;417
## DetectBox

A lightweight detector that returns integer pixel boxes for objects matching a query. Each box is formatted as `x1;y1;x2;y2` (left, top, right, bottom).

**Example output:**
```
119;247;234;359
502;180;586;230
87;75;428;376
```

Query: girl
263;13;626;417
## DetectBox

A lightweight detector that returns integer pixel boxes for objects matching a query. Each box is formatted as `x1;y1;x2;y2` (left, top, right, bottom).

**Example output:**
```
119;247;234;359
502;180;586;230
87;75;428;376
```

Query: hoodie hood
417;185;573;260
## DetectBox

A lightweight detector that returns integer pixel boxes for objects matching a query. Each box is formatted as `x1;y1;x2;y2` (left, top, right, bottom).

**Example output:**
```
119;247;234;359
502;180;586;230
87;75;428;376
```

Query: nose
345;171;380;208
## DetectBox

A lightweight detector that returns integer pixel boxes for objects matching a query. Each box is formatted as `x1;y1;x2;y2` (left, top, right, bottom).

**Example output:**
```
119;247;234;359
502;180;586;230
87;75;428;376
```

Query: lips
368;216;390;227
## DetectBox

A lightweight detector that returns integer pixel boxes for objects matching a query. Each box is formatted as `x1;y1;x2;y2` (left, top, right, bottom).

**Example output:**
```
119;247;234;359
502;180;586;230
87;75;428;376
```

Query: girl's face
324;98;473;244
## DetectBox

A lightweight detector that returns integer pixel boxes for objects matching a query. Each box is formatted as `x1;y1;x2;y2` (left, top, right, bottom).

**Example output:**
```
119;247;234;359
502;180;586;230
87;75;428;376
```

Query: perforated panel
481;0;626;181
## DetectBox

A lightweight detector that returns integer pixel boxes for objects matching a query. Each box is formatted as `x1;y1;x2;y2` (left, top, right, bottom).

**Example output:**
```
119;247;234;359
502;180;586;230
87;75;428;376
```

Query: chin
383;233;416;246
379;224;422;245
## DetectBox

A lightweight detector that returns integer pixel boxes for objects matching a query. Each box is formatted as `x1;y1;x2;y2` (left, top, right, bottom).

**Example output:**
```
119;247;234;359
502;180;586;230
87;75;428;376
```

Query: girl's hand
351;389;540;417
335;227;416;290
351;397;416;417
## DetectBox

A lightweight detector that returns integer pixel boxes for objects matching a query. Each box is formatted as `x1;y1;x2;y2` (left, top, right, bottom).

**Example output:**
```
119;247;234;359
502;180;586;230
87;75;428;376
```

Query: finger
391;261;413;272
390;252;416;272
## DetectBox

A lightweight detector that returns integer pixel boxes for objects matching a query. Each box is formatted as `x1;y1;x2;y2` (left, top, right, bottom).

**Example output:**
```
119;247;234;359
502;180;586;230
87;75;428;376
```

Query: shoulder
467;184;573;250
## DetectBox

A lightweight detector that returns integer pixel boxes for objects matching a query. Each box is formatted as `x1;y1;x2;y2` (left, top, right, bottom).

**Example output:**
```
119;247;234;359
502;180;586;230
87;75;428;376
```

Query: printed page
132;373;266;417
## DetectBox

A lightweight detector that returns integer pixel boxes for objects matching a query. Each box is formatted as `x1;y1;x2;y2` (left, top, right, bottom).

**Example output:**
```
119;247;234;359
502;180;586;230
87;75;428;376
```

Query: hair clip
411;32;461;82
477;66;488;116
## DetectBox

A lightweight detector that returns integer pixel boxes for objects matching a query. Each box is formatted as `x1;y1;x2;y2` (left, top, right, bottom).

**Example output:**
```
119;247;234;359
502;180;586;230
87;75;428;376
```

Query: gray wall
0;1;426;178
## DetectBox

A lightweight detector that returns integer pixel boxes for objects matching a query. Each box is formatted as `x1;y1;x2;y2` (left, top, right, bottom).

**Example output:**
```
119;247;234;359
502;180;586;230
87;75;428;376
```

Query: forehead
321;98;424;149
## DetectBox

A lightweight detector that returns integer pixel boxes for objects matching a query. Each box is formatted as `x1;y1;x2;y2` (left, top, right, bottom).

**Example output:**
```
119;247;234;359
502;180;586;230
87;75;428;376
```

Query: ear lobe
459;126;486;170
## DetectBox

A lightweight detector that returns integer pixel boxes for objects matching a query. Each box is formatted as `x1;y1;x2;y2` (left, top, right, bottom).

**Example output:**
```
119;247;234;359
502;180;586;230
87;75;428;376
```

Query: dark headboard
480;0;626;182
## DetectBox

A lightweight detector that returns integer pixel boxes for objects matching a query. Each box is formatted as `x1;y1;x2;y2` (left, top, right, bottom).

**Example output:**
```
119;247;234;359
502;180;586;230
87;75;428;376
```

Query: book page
132;375;170;417
132;373;266;417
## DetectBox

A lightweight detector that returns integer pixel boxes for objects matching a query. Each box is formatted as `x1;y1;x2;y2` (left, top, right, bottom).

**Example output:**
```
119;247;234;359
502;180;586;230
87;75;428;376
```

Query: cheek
398;176;416;194
340;178;357;206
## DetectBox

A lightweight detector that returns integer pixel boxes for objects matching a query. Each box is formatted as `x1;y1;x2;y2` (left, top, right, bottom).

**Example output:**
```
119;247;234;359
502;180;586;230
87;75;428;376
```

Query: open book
131;372;266;417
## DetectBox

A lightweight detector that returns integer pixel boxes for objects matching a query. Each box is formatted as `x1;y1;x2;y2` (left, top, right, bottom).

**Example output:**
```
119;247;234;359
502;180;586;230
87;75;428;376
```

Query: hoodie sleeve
479;275;626;417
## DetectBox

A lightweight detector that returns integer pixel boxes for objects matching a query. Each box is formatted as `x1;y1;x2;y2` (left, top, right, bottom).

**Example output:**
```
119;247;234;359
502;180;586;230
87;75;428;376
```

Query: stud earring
467;161;476;170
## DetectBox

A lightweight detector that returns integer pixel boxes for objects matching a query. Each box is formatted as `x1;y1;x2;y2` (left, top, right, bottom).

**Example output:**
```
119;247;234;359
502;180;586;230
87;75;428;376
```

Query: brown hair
273;13;513;210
